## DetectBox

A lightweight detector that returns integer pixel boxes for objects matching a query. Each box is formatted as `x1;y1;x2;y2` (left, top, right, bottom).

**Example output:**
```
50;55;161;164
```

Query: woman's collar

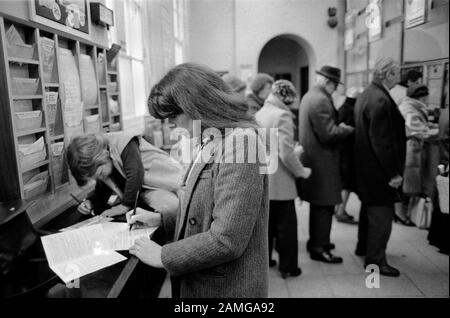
266;94;289;109
404;96;428;114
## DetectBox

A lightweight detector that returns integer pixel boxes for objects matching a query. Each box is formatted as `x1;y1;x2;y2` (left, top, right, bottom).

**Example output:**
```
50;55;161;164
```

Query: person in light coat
398;84;439;223
255;80;311;278
390;69;422;106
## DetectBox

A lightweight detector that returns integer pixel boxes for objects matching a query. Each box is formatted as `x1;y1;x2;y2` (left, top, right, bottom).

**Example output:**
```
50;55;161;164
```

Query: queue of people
65;57;448;297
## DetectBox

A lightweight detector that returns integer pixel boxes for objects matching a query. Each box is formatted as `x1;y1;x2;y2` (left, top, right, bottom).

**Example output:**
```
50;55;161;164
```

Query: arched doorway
258;34;313;99
258;34;315;140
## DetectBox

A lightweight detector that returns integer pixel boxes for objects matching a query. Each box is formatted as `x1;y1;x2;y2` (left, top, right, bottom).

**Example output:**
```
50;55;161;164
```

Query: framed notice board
30;0;90;37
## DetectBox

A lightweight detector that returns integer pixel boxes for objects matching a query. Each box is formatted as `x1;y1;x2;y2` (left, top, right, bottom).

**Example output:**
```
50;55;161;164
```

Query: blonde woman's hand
77;200;93;215
126;208;162;228
101;204;129;217
129;237;164;268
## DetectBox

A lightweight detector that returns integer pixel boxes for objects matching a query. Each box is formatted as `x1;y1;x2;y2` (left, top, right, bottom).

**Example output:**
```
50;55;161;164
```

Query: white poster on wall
345;11;356;51
79;54;98;106
405;0;427;29
366;0;382;43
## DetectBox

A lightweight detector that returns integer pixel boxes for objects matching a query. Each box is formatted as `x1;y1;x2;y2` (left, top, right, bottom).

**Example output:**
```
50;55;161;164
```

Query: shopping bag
409;196;433;229
436;175;449;214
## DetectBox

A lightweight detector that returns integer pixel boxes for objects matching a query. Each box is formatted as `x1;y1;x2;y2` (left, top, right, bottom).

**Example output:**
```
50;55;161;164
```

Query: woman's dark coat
338;97;357;191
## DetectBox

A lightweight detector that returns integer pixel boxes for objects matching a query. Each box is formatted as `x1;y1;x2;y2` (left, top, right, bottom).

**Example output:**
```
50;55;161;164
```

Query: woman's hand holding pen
77;199;93;215
129;237;164;268
126;200;164;268
126;209;162;229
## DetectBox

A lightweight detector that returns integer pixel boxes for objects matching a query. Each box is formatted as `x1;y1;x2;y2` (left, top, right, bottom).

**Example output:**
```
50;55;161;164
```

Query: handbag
408;196;433;229
0;200;38;277
0;199;57;298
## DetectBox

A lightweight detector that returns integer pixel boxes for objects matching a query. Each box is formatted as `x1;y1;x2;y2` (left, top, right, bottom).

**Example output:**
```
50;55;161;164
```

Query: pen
129;189;140;231
70;193;95;216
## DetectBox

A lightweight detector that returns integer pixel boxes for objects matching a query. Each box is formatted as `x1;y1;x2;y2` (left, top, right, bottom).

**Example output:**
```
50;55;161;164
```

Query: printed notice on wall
63;82;82;109
64;107;84;141
59;48;81;105
366;0;382;43
64;108;83;127
345;11;356;51
405;0;427;29
40;37;55;83
58;47;83;140
79;54;98;106
33;0;89;35
45;91;59;136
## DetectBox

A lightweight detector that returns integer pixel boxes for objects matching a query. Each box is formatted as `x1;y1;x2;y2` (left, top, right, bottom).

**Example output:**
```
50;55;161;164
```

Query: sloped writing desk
39;206;166;298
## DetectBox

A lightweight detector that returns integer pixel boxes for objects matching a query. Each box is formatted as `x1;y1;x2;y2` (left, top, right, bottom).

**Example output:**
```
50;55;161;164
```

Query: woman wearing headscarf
221;73;247;98
246;73;274;115
255;80;311;278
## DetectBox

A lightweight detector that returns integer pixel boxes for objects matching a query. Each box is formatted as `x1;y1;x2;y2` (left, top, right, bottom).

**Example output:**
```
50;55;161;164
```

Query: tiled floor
158;193;449;298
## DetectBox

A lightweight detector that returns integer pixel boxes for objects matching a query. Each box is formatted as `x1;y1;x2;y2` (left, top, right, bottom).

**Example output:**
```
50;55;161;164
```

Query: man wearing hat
298;65;354;264
354;57;405;277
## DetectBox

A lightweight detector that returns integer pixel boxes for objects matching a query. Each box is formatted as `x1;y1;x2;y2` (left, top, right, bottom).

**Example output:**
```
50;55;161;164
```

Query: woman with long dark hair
127;63;269;298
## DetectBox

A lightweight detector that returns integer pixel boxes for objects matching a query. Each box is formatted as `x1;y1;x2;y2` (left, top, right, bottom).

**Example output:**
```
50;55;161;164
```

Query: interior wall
235;0;342;87
258;37;308;95
185;0;344;87
185;0;235;72
0;0;108;47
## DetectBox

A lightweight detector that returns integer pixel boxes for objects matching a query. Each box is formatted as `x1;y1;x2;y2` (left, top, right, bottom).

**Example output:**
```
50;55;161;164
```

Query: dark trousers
268;200;298;272
308;204;334;252
357;205;394;265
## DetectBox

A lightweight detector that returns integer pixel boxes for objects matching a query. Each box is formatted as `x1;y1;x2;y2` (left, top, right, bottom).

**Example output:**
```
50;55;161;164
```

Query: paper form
59;215;113;232
50;252;126;283
41;224;126;283
101;222;158;251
